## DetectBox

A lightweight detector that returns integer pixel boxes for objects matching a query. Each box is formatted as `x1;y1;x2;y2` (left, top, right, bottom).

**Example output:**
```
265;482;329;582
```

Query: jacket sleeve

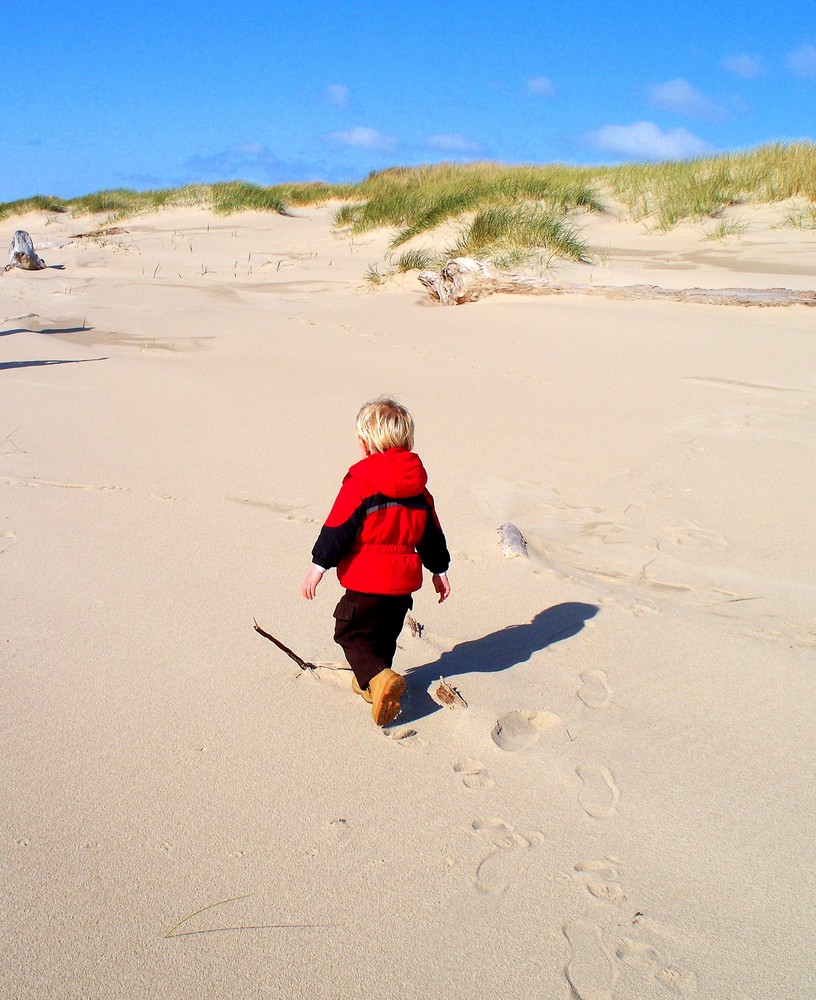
310;477;367;570
416;489;450;574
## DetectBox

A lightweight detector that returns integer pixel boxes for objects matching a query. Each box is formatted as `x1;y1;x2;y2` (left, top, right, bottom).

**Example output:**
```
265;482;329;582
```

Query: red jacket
311;448;450;595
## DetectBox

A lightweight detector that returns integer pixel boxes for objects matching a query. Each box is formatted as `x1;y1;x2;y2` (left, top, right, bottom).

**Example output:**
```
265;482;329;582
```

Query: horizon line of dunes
4;142;815;270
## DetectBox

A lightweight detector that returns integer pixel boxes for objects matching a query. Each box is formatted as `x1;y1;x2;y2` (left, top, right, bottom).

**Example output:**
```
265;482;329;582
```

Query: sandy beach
2;202;815;999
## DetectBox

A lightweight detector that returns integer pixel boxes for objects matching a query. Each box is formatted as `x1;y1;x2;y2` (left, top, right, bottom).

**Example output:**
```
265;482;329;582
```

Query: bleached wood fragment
417;257;816;307
1;312;37;324
406;614;424;638
498;523;528;559
5;230;46;272
430;677;468;710
418;258;547;305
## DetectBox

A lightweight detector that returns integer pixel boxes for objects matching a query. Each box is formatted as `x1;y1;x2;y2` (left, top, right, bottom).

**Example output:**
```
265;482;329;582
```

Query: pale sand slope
1;204;815;1000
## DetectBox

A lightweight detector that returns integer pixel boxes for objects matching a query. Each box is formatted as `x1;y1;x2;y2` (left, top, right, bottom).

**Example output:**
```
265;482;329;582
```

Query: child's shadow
400;602;599;724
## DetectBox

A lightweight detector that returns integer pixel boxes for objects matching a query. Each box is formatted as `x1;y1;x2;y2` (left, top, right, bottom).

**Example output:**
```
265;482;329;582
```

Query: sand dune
2;204;815;999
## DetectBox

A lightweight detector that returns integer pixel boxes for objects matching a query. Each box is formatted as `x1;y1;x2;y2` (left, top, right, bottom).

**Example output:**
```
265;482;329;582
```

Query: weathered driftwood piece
498;523;528;559
406;614;424;638
5;230;46;272
417;257;816;308
35;240;72;251
1;312;37;324
430;677;468;710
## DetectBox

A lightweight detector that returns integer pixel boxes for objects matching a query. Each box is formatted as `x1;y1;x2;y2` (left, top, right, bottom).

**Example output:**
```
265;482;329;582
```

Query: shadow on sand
0;357;106;371
399;602;599;724
1;324;92;338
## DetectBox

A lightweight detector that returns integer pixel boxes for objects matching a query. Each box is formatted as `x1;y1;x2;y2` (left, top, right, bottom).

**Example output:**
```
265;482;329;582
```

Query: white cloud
723;54;762;79
425;133;482;153
584;121;712;160
647;78;727;120
326;83;349;107
327;126;397;150
787;44;816;77
526;76;554;96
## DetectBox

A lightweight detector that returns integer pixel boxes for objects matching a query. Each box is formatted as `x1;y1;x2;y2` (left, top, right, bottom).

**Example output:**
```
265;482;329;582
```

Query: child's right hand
432;573;450;603
301;566;325;600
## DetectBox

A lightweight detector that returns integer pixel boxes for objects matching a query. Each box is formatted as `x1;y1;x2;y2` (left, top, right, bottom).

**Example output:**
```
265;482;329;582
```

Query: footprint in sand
1;475;123;492
573;859;625;903
472;817;529;850
659;520;729;552
577;670;612;709
491;709;563;751
387;727;429;750
453;758;495;791
576;765;620;819
471;817;545;894
629;599;660;616
617;939;698;994
563;922;617;1000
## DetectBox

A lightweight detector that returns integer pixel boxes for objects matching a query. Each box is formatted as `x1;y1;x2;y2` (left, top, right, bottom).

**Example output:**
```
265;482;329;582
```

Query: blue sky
3;0;814;201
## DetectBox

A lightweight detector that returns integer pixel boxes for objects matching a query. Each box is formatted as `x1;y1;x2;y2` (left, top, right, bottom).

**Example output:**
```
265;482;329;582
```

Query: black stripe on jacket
311;492;449;574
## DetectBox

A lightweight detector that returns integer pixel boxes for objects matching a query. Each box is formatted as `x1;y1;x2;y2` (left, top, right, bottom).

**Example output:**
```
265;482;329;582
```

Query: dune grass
336;144;816;273
393;247;439;273
701;218;748;241
444;203;589;264
210;182;289;215
0;183;297;223
593;142;816;230
778;203;816;229
2;143;814;274
334;162;603;247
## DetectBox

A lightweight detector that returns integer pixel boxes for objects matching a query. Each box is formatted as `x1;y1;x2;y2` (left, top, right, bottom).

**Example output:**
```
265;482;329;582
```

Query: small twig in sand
1;429;26;454
253;619;314;670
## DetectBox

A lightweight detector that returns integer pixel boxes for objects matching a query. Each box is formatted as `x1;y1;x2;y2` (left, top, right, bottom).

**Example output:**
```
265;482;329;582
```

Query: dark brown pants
333;590;413;689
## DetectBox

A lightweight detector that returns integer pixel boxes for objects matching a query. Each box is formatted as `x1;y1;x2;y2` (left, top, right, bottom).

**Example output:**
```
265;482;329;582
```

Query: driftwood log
5;230;46;272
498;523;528;559
417;257;816;308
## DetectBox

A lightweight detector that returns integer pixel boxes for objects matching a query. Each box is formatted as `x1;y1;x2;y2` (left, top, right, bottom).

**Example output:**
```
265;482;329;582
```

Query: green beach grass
3;143;814;271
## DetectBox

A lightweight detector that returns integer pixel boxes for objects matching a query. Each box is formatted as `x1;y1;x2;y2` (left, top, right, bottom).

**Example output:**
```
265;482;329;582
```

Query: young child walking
302;397;450;726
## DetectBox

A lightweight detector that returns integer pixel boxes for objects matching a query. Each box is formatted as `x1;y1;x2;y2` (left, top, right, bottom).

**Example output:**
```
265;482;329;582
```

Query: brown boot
352;676;373;704
368;669;406;727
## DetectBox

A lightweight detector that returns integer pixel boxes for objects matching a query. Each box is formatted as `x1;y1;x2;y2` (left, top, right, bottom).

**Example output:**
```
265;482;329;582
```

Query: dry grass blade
165;894;254;938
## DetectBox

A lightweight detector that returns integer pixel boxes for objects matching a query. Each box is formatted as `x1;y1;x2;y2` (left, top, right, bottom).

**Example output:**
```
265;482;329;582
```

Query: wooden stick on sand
253;619;314;670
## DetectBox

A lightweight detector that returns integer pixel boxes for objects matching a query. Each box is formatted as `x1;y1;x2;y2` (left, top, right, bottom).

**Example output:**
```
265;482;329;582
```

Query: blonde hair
356;396;415;453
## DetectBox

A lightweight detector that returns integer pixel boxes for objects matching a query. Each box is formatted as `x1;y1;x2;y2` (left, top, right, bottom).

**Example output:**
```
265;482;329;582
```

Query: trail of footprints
442;657;697;997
